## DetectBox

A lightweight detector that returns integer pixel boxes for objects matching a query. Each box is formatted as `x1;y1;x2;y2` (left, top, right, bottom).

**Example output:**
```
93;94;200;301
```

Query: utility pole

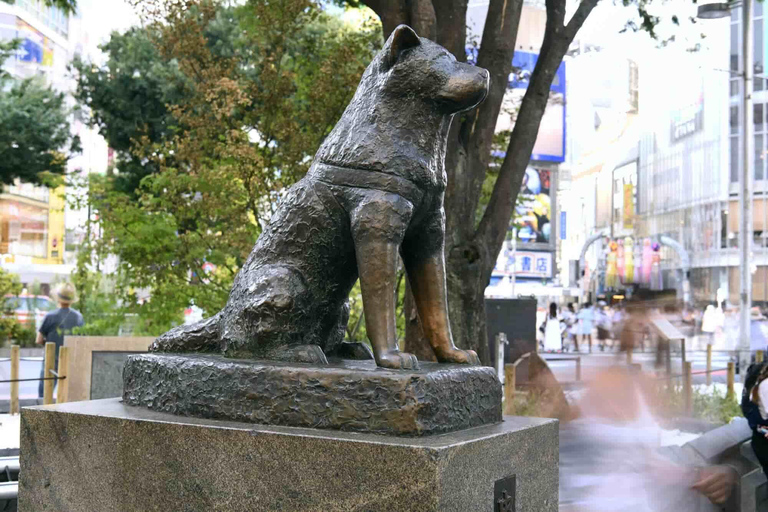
698;2;754;375
740;0;754;376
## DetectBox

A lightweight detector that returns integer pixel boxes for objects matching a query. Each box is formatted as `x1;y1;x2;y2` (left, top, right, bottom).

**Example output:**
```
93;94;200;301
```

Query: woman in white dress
544;302;562;352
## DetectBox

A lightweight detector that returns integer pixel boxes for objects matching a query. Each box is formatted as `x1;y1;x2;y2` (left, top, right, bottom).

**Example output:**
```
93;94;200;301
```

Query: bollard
626;348;633;365
576;356;582;382
727;362;735;400
43;342;55;405
758;350;765;364
706;344;713;386
504;364;515;415
681;338;686;365
10;344;19;415
683;361;693;415
495;333;508;384
56;346;70;404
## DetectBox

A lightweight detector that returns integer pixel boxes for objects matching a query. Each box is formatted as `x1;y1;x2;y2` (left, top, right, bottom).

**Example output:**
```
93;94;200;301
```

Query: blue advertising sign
467;47;566;163
560;211;566;240
19;37;43;64
511;51;566;162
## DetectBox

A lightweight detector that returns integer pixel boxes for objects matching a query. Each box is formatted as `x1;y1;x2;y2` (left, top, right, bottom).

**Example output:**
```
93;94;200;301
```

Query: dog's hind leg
150;311;222;353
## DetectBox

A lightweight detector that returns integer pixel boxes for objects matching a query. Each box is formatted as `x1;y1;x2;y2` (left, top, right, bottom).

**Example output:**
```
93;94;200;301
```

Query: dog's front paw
376;349;419;370
436;348;480;366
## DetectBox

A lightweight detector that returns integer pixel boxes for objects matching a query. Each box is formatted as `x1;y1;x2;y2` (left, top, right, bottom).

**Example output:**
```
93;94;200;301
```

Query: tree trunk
364;0;598;365
446;243;491;364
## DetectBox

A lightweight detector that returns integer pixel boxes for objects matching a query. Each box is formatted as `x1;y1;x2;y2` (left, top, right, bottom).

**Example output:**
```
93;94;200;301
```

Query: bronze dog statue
151;25;489;369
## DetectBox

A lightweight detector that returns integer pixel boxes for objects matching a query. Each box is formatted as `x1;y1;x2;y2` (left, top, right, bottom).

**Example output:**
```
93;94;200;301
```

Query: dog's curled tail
150;311;222;353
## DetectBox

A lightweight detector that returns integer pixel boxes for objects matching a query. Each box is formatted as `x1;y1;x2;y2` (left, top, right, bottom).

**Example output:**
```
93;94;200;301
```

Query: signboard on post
494;250;552;279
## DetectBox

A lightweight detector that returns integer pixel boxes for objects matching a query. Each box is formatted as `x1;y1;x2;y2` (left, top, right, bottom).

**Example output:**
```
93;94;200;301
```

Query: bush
11;323;37;348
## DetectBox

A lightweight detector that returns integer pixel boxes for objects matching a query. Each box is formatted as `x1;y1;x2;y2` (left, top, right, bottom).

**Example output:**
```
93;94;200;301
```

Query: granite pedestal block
123;353;502;436
20;399;558;512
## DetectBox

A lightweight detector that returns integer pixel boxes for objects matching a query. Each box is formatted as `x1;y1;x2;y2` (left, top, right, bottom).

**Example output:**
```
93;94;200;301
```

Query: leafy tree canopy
0;40;79;186
75;0;381;334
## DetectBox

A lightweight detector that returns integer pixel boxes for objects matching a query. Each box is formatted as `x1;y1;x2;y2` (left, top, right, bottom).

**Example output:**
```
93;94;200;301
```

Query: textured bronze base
122;353;501;436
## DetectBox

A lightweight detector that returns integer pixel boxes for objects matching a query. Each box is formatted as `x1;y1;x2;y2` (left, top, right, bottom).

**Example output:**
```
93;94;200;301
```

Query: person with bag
36;283;84;398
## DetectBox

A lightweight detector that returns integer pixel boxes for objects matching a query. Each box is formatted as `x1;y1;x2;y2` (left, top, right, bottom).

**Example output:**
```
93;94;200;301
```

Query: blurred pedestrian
596;304;613;352
36;283;84;398
701;304;717;346
543;302;562;352
577;302;594;353
562;303;578;352
619;304;644;356
561;367;739;510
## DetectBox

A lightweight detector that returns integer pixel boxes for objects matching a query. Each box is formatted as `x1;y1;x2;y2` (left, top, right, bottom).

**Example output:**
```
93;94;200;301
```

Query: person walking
36;283;84;398
561;303;577;352
543;302;562;352
577;302;595;353
596;304;613;352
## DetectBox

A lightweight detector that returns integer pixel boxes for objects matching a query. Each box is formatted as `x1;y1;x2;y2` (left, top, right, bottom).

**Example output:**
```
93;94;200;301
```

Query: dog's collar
309;162;423;207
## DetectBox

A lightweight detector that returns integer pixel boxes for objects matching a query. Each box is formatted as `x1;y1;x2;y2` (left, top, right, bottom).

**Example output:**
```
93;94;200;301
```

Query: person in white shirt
543;302;562;352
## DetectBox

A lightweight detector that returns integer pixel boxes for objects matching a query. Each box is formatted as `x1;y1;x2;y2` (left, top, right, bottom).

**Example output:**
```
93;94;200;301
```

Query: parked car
3;294;56;331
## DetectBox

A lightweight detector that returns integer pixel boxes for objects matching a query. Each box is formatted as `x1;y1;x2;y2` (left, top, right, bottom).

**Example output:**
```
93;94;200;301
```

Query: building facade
557;2;736;305
0;0;109;291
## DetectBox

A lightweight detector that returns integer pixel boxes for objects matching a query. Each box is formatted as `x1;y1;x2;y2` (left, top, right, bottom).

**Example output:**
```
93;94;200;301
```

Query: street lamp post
699;1;753;374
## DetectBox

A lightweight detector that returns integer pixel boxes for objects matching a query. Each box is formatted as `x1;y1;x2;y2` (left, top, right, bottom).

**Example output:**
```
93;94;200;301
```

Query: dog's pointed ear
384;25;420;69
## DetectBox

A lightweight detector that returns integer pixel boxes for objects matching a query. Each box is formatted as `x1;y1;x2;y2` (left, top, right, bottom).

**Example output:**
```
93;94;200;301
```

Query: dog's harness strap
310;163;423;206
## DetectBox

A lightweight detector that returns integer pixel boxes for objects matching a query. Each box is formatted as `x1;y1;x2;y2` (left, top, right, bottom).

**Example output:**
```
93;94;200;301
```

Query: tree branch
545;0;567;31
433;0;468;60
362;0;408;38
565;0;599;40
474;2;576;279
444;0;522;246
407;0;436;40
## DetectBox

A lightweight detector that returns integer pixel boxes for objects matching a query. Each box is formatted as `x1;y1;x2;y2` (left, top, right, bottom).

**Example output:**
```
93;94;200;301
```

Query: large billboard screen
514;167;552;245
495;51;566;163
465;48;566;163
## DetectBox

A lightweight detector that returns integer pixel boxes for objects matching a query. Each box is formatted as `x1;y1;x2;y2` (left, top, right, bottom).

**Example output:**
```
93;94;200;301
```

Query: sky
76;0;140;58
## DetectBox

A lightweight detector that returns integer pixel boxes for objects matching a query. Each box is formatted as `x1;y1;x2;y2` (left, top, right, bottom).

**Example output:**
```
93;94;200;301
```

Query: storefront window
0;200;48;257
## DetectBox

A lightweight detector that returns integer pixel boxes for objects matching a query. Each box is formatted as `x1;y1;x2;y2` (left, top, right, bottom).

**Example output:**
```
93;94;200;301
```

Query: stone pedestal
20;399;558;512
123;353;502;436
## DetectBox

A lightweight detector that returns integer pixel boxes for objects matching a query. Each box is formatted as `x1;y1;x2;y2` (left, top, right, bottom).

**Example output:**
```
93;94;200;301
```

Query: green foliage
658;383;744;425
0;267;28;347
71;27;189;194
73;0;381;335
12;323;37;348
0;40;79;186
